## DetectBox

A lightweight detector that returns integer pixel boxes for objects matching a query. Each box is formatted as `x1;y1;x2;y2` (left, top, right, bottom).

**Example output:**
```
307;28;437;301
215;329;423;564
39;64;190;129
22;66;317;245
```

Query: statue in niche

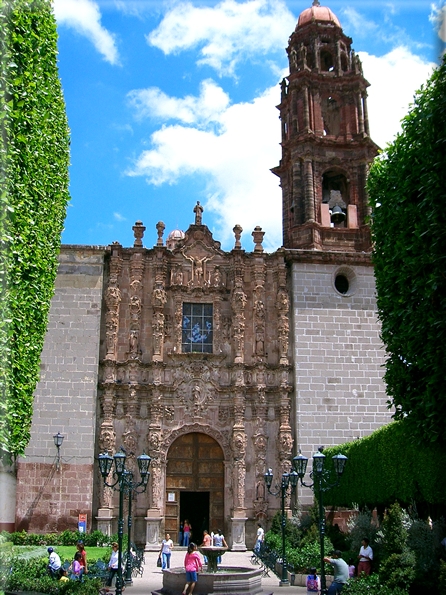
256;480;265;500
152;285;167;308
255;327;264;356
130;295;141;324
129;329;138;356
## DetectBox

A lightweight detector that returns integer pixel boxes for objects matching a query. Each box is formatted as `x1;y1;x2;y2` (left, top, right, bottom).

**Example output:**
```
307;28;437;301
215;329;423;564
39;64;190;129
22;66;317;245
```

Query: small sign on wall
78;513;87;533
167;492;176;502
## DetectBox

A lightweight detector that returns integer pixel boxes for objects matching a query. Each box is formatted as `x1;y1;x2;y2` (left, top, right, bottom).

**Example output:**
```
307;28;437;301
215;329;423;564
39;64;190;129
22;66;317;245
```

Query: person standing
255;523;264;553
159;533;174;569
323;550;349;594
357;537;373;576
212;529;228;564
183;542;202;595
106;542;119;587
47;547;61;578
179;521;184;546
200;530;212;564
183;520;192;547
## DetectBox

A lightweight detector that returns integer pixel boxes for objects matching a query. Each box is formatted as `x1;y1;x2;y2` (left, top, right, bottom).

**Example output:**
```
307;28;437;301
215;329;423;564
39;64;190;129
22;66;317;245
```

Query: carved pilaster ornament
231;280;247;363
276;287;290;365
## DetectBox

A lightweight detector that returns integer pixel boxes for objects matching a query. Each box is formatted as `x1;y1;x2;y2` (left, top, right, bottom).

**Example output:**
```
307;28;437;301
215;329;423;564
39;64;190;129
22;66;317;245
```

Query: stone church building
12;1;391;549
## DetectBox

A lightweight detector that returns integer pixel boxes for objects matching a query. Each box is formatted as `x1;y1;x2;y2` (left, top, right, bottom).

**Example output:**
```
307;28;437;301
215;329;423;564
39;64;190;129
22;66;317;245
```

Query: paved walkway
121;549;308;595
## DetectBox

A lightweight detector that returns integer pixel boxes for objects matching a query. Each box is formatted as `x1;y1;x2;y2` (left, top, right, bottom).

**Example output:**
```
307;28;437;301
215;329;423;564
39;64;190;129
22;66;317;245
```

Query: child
183;542;203;595
70;552;82;580
58;568;69;583
348;558;356;578
306;567;321;593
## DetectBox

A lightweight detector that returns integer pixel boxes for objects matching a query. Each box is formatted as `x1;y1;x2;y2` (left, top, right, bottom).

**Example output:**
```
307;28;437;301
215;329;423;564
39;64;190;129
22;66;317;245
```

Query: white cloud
126;82;283;250
430;3;446;43
127;80;230;126
113;212;127;222
126;48;435;251
359;47;436;148
147;0;295;75
53;0;120;65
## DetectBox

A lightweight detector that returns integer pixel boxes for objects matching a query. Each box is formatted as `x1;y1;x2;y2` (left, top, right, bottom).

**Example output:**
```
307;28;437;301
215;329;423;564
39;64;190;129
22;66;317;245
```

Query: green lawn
48;546;111;564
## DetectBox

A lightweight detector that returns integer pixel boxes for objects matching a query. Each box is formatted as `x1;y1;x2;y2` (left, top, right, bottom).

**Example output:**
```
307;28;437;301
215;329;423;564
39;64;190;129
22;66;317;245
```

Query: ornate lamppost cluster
263;466;299;585
98;449;151;595
294;447;348;595
264;448;347;593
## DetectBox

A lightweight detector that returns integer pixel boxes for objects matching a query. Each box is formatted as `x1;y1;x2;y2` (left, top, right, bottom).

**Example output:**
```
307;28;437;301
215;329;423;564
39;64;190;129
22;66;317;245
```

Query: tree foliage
0;0;70;461
367;56;446;444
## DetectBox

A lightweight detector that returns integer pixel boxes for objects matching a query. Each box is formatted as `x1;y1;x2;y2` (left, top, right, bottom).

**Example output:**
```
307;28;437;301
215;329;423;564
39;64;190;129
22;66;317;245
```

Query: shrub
343;573;409;595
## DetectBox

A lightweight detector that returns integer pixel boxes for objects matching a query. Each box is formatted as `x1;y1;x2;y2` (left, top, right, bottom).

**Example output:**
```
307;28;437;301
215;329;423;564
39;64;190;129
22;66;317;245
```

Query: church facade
13;1;391;548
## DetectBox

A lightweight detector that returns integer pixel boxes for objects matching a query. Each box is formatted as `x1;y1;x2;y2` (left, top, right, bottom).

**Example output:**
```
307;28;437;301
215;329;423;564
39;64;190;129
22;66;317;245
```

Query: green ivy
322;421;446;510
0;0;70;461
367;55;446;445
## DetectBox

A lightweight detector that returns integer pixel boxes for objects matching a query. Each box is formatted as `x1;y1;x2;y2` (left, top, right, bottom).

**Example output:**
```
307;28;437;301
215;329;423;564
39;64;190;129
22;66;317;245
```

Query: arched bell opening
321;169;350;228
320;48;335;72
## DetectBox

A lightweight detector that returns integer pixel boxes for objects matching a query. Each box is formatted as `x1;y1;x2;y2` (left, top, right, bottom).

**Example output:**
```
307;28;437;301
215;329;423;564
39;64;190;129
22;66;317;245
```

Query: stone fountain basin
151;565;264;595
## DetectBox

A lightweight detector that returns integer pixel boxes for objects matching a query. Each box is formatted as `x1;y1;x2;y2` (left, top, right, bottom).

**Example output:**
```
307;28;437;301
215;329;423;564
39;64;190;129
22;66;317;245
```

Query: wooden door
165;433;224;542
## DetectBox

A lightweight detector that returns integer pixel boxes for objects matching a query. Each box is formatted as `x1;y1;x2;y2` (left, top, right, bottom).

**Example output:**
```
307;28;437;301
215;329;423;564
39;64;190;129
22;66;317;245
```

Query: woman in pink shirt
183;542;202;595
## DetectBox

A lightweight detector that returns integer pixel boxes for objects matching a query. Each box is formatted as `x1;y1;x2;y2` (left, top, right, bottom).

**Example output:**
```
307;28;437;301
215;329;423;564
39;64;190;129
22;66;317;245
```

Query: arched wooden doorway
165;433;224;544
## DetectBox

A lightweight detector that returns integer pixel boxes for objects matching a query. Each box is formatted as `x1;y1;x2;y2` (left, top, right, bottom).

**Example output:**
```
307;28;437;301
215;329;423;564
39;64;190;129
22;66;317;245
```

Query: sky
53;0;446;252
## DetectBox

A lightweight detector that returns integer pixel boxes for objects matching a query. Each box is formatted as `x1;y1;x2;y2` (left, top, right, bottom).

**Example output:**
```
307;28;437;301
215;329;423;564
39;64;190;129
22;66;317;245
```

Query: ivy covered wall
0;0;70;461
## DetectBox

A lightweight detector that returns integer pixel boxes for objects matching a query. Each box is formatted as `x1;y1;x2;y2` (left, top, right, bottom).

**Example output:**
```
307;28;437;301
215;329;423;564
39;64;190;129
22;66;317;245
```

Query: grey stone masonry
289;260;392;505
22;246;106;464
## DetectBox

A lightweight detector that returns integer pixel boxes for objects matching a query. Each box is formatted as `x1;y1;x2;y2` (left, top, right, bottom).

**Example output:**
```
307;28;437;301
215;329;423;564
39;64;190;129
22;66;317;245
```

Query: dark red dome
297;3;341;30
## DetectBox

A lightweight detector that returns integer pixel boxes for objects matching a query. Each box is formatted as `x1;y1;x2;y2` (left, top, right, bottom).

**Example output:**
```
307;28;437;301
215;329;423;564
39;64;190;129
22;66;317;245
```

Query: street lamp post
264;466;299;586
293;447;348;595
98;449;151;595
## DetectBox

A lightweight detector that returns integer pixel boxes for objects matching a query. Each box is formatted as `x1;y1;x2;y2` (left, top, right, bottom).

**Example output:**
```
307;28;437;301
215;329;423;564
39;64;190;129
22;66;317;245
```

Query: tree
367;56;446;444
0;0;70;461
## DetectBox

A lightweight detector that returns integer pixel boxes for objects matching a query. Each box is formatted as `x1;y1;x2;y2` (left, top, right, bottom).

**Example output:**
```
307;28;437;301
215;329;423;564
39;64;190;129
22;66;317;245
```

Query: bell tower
273;0;379;251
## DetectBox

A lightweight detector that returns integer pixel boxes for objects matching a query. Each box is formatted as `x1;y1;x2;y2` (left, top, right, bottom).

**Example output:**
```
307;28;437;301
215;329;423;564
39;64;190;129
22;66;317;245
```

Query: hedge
322;421;446;512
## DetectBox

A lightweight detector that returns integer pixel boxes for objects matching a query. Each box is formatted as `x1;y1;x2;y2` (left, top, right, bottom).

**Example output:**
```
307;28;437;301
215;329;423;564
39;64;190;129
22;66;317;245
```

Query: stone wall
15;246;106;532
289;257;391;505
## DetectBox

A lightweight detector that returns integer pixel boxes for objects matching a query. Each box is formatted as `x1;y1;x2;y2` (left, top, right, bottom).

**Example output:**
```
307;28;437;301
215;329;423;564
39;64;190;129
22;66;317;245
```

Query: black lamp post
264;466;299;585
53;432;64;470
98;449;151;595
293;447;347;595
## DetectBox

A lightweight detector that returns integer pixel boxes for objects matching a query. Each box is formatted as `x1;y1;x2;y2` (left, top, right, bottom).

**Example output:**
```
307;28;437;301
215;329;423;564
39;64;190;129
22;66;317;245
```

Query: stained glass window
182;303;213;353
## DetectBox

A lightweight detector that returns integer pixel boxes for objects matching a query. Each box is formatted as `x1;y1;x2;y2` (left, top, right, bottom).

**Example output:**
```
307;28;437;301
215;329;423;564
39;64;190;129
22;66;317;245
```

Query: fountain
151;546;264;595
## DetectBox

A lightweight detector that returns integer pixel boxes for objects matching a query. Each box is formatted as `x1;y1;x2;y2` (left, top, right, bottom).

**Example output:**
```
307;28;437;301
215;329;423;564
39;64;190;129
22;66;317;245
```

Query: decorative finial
193;201;203;225
312;0;321;6
156;221;165;246
233;224;243;249
132;221;146;247
252;226;265;253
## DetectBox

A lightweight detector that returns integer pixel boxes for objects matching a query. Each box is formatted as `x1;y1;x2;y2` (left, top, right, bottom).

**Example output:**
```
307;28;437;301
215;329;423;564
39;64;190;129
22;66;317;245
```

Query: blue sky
54;0;445;252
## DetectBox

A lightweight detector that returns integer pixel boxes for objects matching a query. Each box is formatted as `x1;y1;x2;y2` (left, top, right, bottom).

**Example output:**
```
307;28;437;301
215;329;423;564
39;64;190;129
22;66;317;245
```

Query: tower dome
166;228;185;250
296;0;341;30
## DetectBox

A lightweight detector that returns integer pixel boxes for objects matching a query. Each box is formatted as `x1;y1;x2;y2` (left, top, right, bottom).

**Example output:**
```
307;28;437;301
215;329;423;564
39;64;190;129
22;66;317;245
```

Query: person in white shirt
106;542;119;587
47;547;61;578
357;537;373;576
255;524;264;553
159;533;174;569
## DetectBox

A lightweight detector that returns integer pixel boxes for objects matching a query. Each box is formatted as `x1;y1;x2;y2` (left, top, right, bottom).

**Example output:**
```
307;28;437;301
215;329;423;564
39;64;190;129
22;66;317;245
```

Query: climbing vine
0;0;70;461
